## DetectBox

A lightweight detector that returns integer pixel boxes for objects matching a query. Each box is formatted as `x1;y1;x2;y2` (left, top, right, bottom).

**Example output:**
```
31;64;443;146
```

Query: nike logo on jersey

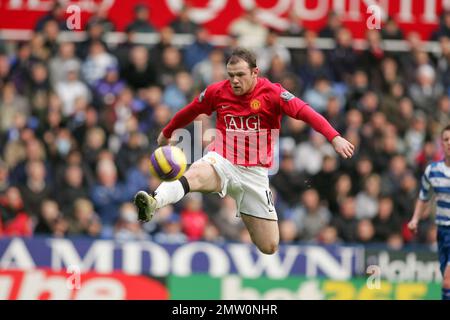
221;105;231;109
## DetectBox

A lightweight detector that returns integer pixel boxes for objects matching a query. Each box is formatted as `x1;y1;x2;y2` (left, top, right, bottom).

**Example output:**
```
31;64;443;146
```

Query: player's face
227;60;258;96
442;130;450;157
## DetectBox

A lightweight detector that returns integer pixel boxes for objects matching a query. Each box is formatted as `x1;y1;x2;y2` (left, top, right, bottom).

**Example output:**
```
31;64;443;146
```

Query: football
149;145;187;181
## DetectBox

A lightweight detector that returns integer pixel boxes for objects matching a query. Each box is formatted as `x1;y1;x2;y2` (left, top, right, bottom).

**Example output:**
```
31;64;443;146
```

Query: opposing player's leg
241;213;279;255
134;161;221;222
443;264;450;300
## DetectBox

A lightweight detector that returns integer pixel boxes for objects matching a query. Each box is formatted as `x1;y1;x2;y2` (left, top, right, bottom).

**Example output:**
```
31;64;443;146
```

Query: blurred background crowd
0;3;449;252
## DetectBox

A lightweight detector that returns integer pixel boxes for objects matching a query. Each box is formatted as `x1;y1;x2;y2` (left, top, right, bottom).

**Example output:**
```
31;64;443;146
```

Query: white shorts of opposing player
201;152;278;221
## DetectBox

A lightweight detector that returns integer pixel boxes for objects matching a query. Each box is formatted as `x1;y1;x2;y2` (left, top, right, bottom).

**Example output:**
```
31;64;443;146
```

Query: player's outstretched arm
331;136;355;159
407;199;429;233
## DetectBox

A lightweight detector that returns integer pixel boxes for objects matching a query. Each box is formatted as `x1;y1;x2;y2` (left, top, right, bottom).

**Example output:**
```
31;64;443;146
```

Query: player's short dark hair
227;48;257;69
442;124;450;137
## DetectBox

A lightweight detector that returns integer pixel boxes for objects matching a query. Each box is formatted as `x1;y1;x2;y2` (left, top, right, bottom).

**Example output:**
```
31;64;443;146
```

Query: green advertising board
169;275;441;300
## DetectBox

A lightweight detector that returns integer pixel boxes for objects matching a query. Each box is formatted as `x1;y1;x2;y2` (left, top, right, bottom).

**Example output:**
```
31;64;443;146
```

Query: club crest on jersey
280;91;294;101
250;99;261;111
198;88;207;102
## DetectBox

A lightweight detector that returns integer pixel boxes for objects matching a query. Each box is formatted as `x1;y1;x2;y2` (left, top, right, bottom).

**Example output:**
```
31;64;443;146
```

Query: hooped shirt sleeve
276;84;340;143
419;164;433;201
162;83;218;138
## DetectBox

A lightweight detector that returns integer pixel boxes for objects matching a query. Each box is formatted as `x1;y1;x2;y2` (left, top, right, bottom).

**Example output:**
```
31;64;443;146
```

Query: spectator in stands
279;219;298;243
331;196;358;242
294;130;336;175
281;11;304;37
68;198;102;237
257;29;291;75
34;199;68;237
34;1;66;32
345;70;370;110
125;4;155;34
271;151;307;208
318;11;342;38
435;36;450;90
329;173;353;215
154;213;187;243
156;46;186;87
85;5;115;34
298;49;334;91
431;10;450;40
355;219;375;244
228;7;268;48
122;45;158;90
9;41;35;94
82;127;107;172
211;196;245;242
328;28;358;83
183;28;214;71
303;76;336;113
404;112;428;164
192;48;227;88
0;160;9;195
26;62;51;114
355;174;381;220
81;41;118;87
317;225;340;245
40;19;60;57
289;189;331;242
409;64;445;113
114;202;149;241
116;131;149;179
0;186;32;237
55;164;89;215
19;159;53;218
372;196;401;242
48;42;81;86
90;159;130;227
312;155;340;204
170;5;200;34
162;71;194;112
358;30;385;89
55;61;91;117
150;26;175;62
93;64;125;107
381;17;404;40
0;81;29;134
380;154;409;196
180;193;208;241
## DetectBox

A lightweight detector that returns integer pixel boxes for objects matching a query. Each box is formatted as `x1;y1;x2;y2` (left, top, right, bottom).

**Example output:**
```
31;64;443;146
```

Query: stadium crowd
0;4;449;251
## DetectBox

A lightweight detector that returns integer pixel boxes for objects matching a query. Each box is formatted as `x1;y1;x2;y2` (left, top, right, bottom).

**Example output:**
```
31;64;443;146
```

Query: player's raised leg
241;214;279;255
134;161;221;222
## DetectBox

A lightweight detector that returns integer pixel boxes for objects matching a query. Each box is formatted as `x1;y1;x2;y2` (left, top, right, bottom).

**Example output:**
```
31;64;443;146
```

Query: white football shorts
200;151;277;221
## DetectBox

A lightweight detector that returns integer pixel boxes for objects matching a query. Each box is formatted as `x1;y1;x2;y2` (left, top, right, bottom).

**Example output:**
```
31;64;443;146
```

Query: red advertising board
0;0;445;40
0;268;169;300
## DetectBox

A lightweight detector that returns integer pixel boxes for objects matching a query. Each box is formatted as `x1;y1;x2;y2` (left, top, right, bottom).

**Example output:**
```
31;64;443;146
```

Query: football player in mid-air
134;48;354;254
408;125;450;300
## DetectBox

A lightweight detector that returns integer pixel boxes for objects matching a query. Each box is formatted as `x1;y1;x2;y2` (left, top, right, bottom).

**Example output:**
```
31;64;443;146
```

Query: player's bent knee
257;241;279;255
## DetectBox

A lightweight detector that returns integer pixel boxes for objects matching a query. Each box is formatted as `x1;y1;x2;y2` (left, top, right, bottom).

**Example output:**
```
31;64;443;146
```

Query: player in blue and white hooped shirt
408;125;450;300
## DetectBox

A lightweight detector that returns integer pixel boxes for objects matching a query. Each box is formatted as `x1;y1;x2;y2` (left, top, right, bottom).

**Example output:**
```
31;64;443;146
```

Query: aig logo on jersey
250;99;261;112
224;115;260;131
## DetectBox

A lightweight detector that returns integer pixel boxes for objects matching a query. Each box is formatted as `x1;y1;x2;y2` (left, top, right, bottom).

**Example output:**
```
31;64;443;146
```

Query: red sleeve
162;85;217;138
279;89;340;143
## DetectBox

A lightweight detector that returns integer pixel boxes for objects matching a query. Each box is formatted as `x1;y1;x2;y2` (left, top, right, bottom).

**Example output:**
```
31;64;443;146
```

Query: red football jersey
163;77;339;168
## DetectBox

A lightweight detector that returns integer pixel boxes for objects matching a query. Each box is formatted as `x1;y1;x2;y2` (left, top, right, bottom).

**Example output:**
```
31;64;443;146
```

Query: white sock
154;180;186;209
